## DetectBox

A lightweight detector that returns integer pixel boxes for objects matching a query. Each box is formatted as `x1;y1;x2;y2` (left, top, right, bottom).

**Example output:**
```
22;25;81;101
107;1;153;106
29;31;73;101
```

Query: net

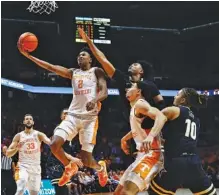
27;1;58;15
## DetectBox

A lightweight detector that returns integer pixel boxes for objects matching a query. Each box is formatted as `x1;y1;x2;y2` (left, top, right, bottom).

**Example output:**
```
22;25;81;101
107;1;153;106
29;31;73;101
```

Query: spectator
112;171;120;181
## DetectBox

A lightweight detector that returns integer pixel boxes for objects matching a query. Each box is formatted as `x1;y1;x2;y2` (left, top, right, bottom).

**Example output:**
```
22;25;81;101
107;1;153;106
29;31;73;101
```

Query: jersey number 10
185;119;196;140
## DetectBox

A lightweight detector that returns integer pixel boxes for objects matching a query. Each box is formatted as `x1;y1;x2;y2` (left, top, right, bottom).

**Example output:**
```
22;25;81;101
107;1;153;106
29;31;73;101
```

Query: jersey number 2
185;119;196;140
78;80;83;88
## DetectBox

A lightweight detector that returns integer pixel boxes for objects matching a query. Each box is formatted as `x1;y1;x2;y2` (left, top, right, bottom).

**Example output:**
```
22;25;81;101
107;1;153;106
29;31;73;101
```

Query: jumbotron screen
75;17;111;44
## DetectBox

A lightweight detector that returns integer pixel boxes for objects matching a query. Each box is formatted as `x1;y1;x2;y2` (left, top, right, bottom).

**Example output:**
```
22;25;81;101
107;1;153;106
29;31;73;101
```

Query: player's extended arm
38;132;51;145
161;106;180;121
135;100;167;137
78;28;115;78
17;44;72;79
6;134;20;157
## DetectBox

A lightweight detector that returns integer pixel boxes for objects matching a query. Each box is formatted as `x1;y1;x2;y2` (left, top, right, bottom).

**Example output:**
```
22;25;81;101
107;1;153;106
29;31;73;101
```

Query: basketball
18;32;38;52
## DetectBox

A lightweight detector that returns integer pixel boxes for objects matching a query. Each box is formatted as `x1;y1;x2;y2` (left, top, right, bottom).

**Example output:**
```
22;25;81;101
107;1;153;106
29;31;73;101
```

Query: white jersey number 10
185;119;197;140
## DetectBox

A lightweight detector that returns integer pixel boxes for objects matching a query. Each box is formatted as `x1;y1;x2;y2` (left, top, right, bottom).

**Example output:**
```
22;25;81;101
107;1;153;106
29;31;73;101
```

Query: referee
1;145;17;195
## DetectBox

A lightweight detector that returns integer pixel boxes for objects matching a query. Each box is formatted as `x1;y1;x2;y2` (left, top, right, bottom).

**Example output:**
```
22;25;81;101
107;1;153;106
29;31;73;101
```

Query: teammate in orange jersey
18;45;108;187
115;83;167;195
6;114;82;195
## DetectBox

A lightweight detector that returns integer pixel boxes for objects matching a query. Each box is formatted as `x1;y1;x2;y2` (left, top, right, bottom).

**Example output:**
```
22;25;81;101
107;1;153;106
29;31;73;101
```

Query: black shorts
149;154;216;195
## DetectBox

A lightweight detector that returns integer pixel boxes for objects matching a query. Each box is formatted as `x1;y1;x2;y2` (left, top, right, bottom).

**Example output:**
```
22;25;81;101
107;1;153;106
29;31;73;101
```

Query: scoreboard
75;17;111;44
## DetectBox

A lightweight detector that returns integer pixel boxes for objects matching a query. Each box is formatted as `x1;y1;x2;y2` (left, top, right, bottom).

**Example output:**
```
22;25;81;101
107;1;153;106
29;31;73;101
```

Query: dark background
2;1;219;89
1;1;219;189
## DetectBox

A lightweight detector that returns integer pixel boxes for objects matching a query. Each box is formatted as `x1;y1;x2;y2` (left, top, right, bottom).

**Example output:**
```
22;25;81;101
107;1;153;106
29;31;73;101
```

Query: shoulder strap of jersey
19;131;23;137
17;132;21;142
72;68;80;76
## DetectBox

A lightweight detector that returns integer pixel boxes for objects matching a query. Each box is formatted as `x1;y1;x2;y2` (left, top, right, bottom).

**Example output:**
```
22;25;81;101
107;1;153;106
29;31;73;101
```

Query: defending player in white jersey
6;114;83;195
114;83;167;195
18;45;108;187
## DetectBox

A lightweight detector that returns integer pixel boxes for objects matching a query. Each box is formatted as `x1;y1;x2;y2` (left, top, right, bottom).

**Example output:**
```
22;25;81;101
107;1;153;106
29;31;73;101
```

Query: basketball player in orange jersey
18;45;108;187
114;83;167;195
6;114;82;195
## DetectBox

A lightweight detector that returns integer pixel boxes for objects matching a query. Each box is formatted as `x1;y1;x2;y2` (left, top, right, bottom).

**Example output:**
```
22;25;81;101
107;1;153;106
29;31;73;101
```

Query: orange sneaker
58;162;78;186
97;160;108;187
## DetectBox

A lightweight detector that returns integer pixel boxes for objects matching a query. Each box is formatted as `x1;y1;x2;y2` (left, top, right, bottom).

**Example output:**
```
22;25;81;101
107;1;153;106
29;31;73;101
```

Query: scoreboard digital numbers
75;17;111;44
